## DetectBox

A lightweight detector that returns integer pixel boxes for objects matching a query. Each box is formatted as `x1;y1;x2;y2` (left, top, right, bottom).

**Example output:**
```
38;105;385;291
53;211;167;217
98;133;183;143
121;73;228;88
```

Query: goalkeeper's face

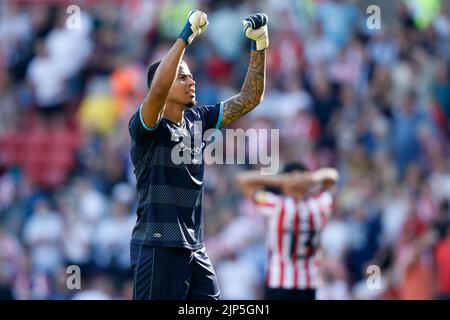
168;61;196;108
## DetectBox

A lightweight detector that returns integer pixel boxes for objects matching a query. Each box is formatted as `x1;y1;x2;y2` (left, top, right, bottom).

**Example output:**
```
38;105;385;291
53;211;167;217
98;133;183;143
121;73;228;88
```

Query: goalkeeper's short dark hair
146;60;161;89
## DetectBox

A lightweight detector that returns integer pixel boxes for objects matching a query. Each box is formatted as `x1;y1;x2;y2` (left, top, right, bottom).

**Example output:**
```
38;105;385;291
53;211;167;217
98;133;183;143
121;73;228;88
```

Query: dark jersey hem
130;238;204;251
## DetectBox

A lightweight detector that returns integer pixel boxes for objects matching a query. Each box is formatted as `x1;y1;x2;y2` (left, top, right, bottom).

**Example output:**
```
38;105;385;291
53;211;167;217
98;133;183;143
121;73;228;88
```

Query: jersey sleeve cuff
140;104;161;131
215;101;224;129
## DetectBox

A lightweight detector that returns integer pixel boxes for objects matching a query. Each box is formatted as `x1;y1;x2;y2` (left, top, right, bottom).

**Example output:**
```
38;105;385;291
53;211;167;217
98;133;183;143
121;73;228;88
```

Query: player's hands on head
179;10;209;46
242;13;269;51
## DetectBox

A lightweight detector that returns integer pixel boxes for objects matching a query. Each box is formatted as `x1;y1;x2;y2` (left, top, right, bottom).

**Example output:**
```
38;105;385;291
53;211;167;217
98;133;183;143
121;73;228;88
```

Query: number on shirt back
289;230;318;259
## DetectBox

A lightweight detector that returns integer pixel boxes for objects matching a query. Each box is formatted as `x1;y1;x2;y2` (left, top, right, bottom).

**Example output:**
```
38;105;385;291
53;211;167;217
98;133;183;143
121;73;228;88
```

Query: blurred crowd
0;0;450;300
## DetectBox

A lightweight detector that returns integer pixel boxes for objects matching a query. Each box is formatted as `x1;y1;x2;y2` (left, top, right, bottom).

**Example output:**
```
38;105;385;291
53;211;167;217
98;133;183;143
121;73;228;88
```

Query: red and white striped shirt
254;190;334;290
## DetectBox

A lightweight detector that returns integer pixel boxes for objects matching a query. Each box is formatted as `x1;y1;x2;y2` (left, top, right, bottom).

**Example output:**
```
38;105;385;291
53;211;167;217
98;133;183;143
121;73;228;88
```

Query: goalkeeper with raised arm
129;10;269;300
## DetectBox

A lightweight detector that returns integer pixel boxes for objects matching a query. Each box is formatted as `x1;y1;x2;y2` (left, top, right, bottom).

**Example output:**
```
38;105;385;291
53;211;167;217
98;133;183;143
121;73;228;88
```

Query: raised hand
179;10;209;46
242;13;269;51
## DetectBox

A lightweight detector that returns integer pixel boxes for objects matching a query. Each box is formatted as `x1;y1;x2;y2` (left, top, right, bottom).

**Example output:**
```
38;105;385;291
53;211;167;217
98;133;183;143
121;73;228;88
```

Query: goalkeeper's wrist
178;23;192;45
250;38;269;51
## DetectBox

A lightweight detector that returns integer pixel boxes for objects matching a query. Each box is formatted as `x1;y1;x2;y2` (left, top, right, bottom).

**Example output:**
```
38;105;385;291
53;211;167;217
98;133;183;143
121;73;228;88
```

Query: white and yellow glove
242;13;269;51
179;10;209;46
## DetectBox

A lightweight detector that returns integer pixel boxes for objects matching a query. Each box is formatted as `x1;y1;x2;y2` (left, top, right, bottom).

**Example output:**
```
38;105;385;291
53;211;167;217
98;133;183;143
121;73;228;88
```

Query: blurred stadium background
0;0;449;300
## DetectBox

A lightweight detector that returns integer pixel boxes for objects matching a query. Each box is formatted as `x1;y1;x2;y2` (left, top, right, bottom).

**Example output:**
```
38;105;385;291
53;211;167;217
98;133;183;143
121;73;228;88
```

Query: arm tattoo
220;50;266;128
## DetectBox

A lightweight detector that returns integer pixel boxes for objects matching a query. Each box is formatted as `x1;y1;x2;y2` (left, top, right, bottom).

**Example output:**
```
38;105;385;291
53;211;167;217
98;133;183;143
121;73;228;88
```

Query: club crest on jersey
170;120;280;175
171;121;205;164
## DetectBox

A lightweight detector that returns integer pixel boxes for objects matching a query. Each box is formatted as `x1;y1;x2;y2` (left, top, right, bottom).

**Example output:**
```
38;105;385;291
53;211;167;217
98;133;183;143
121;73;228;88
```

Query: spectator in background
207;3;246;60
391;92;427;176
74;177;107;227
433;60;450;121
316;256;351;300
27;40;68;118
309;72;339;136
431;200;450;241
315;0;358;49
434;225;450;300
22;198;64;274
393;214;436;300
0;227;27;300
92;183;135;273
216;251;261;300
71;273;116;300
304;21;338;67
44;8;92;78
345;206;383;286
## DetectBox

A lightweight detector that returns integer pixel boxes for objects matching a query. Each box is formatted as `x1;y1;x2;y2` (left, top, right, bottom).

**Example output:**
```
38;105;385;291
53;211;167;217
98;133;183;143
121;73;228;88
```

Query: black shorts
130;243;221;300
264;287;316;300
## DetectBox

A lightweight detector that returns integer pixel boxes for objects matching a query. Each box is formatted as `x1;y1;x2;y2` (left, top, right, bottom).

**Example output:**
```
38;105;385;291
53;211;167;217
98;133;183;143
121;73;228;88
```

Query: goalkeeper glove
178;10;209;46
243;13;269;51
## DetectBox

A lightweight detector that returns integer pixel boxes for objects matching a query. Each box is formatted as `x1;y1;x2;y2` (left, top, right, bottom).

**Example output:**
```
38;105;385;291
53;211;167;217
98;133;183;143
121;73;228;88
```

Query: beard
186;98;196;108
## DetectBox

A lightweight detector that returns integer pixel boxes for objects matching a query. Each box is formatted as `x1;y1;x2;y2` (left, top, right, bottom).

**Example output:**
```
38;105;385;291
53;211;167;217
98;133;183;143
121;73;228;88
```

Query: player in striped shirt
237;163;339;300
